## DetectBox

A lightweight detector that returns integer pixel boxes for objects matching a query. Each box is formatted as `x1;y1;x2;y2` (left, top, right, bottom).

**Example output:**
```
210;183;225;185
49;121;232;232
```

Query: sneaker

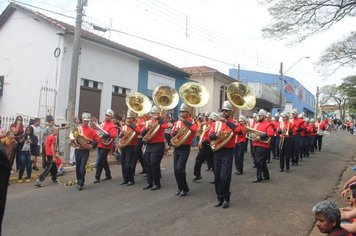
25;178;31;183
18;179;23;183
51;180;58;184
34;180;43;187
32;166;39;171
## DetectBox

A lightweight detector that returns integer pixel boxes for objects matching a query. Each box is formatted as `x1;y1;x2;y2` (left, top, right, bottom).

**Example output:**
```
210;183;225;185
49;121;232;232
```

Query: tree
339;75;356;117
259;0;356;68
320;84;348;120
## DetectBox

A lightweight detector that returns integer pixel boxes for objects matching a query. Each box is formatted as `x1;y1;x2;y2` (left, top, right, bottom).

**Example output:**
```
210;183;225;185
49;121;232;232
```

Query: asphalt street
3;131;356;236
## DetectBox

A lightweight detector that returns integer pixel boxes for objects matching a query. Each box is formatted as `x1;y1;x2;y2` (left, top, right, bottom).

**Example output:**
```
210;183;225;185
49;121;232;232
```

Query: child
18;126;38;183
55;156;65;176
34;127;58;187
0;131;16;167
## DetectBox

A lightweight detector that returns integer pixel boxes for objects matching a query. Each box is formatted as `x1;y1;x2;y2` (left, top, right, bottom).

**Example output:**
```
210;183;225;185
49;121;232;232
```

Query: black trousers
121;145;136;183
254;146;270;180
214;148;233;202
38;155;57;182
234;142;245;173
193;144;213;177
75;149;90;187
316;135;323;151
271;136;280;159
95;148;111;180
292;135;301;164
135;138;146;173
173;145;191;192
144;142;165;186
279;138;292;171
0;143;11;235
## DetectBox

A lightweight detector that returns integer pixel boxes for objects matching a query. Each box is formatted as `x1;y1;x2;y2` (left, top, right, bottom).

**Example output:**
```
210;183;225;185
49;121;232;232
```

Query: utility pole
315;86;320;119
64;0;86;162
279;62;283;112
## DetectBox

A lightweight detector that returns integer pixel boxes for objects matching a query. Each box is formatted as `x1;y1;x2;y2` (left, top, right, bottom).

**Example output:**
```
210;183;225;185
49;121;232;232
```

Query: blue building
229;69;316;117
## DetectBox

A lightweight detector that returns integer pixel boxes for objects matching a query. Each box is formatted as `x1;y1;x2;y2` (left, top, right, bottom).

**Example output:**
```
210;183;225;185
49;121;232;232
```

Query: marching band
30;81;330;209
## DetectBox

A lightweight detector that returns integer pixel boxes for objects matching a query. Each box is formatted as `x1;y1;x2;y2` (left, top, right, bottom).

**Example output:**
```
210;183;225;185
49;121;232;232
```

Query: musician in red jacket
315;116;327;151
304;118;312;157
209;101;240;209
271;113;281;160
277;111;294;172
234;115;247;175
310;119;317;154
94;109;118;184
171;103;198;197
141;106;168;191
252;109;274;183
135;114;149;175
291;109;304;166
118;110;142;186
75;112;100;191
193;112;218;181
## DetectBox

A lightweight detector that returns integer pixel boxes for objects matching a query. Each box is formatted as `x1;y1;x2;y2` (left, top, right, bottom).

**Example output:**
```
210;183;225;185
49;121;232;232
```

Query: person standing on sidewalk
93;109;117;184
31;118;42;171
69;117;81;166
18;126;38;183
10;116;24;172
74;112;99;191
34;127;58;187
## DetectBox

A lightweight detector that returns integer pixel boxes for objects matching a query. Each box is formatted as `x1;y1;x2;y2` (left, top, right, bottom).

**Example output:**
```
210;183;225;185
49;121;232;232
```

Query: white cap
281;111;290;117
221;101;232;111
317;116;322;120
266;112;271;118
258;109;267;116
105;109;114;117
274;113;280;118
204;112;211;117
209;112;219;121
150;105;161;114
238;115;246;122
252;113;258;118
82;112;91;121
179;103;191;112
126;109;135;118
310;119;315;123
292;109;298;115
298;112;305;119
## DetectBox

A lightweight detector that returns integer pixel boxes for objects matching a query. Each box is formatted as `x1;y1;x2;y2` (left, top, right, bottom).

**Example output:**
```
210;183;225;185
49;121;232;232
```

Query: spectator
0;142;11;235
54;156;65;176
10;115;24;172
0;119;5;139
31;118;42;171
312;200;352;235
17;126;38;183
164;116;173;146
0;131;16;167
69;117;81;165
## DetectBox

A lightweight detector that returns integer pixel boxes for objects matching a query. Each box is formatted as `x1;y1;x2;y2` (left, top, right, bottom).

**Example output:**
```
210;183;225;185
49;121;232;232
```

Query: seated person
55;156;65;176
312;200;352;235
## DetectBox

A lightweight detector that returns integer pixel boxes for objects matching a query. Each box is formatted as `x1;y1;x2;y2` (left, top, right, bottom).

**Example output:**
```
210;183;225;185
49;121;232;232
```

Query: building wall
229;69;315;117
0;10;63;118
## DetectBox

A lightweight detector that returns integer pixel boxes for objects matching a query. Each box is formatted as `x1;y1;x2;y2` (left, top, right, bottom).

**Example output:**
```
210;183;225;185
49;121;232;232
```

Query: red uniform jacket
305;124;313;136
252;121;274;148
97;121;118;149
310;123;317;136
209;117;238;149
234;123;246;144
171;118;198;146
119;124;142;146
291;117;304;136
137;116;149;139
315;120;326;135
277;121;294;138
200;122;212;143
80;124;100;149
272;121;280;136
142;118;168;143
299;120;307;137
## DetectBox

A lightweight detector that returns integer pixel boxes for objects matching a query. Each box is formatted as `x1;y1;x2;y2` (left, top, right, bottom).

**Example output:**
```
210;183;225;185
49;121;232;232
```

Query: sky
0;0;355;95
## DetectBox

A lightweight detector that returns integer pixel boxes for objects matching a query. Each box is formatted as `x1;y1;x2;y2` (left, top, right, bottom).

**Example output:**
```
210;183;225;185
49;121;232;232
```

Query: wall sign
0;76;4;96
284;83;294;93
147;71;175;90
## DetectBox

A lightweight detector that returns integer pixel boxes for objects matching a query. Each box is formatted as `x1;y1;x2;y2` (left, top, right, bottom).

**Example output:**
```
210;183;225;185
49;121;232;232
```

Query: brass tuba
142;86;179;142
210;82;256;151
245;126;271;144
171;82;209;147
69;126;93;149
90;117;113;145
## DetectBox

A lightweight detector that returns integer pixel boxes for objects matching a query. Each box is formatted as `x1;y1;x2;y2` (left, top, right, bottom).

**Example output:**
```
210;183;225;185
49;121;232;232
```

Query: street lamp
278;56;310;112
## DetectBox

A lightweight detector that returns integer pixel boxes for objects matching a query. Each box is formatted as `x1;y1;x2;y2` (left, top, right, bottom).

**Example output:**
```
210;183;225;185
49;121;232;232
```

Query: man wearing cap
249;113;258;162
75;112;100;191
141;106;168;190
271;113;280;160
171;103;198;197
298;113;307;160
265;112;273;163
209;101;240;209
135;114;149;175
93;109;118;184
309;119;317;154
193;112;217;181
277;112;294;172
118;110;142;186
234;115;247;175
251;109;274;182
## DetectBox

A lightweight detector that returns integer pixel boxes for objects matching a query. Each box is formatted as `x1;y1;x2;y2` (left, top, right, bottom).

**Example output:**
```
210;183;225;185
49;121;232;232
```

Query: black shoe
193;176;202;181
150;185;161;191
205;168;211;171
263;177;270;180
266;160;270;164
139;171;146;174
32;166;39;171
214;201;223;207
120;181;128;185
93;179;100;184
235;171;243;175
126;181;135;186
209;181;215;184
76;185;83;191
279;169;284;172
222;201;230;209
103;177;112;181
252;165;256;168
175;190;182;196
179;190;188;197
143;184;153;190
252;178;262;183
286;169;290;172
